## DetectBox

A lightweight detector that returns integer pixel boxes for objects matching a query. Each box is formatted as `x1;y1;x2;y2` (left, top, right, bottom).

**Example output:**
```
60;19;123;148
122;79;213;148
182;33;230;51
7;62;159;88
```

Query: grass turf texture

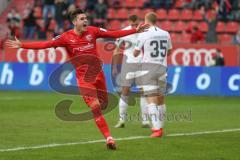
0;91;239;160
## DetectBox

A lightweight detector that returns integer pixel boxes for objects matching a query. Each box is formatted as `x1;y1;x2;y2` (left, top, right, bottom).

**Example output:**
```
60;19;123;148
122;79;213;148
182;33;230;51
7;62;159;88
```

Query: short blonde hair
145;12;157;24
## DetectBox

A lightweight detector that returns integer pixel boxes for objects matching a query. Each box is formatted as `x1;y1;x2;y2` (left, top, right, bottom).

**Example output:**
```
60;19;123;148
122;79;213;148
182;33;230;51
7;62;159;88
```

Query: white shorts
140;64;167;96
120;62;142;87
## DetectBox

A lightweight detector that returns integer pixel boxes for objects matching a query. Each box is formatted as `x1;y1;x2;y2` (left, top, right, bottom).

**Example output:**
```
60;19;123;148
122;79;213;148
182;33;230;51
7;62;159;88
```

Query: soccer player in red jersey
6;9;149;150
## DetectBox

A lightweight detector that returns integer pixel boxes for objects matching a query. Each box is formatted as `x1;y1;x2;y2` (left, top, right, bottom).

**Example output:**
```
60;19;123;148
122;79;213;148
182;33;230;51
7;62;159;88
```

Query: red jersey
21;26;137;106
21;26;137;59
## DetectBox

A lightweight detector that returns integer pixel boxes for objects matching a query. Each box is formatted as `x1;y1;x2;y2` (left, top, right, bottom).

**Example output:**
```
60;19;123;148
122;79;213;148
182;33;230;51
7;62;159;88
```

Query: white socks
119;95;128;122
148;103;166;130
140;97;149;125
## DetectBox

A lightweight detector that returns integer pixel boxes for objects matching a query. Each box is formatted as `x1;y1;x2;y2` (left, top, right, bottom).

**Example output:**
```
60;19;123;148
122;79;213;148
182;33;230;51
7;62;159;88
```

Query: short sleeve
167;33;173;50
135;34;145;51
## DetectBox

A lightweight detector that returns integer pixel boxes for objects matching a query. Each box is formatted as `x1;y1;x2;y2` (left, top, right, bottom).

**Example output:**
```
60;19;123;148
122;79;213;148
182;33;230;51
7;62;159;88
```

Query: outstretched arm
5;36;64;49
97;24;150;38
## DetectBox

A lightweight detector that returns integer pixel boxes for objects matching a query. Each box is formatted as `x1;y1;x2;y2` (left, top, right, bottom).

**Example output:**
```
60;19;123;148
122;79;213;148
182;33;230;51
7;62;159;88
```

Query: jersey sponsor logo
85;34;93;42
73;43;94;52
171;48;216;66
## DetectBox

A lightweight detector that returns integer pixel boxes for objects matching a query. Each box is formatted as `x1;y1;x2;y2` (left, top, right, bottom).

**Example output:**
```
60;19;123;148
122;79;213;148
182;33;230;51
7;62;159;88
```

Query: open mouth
83;24;87;27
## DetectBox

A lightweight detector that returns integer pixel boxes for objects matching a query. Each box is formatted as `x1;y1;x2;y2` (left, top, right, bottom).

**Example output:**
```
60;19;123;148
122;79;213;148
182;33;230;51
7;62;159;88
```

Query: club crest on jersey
85;34;93;42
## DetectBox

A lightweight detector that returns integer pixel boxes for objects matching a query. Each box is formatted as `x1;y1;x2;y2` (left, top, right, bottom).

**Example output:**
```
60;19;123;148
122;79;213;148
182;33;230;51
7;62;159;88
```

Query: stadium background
0;0;240;160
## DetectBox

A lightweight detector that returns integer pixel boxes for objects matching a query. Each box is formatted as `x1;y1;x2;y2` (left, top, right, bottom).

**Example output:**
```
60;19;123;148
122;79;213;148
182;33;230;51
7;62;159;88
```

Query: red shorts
76;70;108;108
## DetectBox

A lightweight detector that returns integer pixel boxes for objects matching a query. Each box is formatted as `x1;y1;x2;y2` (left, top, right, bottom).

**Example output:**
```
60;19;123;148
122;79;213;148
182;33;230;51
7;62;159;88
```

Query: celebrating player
134;12;172;137
5;9;149;149
112;15;150;128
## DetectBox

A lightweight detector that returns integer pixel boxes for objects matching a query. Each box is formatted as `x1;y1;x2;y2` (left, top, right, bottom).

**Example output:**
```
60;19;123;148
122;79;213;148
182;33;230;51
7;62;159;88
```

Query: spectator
183;0;215;9
190;26;205;43
42;0;55;26
7;8;21;38
0;26;10;51
144;0;173;9
216;0;232;21
55;0;68;35
231;0;240;21
65;4;76;30
232;29;240;45
183;0;196;9
93;0;108;28
36;20;47;40
85;0;97;12
202;7;218;43
212;49;225;66
111;0;121;9
23;3;37;39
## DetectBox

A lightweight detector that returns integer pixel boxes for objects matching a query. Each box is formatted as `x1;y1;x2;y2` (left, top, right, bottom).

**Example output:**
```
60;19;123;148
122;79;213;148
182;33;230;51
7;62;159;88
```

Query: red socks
91;105;111;139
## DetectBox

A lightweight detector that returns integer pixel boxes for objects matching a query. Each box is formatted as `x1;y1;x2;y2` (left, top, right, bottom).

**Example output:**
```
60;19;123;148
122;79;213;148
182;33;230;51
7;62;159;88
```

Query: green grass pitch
0;91;239;160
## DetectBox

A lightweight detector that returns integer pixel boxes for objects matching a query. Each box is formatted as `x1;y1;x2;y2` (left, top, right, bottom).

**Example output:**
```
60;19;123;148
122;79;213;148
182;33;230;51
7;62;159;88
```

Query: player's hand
5;36;22;49
136;23;150;33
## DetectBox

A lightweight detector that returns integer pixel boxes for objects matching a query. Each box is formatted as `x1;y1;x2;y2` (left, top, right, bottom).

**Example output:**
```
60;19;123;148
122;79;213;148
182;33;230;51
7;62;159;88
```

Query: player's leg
144;93;164;138
142;65;167;137
115;63;133;128
77;73;116;149
139;88;150;128
115;86;130;128
95;74;117;149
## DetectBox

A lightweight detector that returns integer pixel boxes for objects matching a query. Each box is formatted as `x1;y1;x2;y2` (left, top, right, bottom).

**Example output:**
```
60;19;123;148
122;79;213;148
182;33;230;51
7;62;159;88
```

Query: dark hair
128;15;139;22
193;26;199;31
69;9;85;22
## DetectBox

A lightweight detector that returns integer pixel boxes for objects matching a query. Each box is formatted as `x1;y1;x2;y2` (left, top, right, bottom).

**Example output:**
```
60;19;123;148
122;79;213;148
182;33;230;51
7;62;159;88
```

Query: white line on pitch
0;128;240;153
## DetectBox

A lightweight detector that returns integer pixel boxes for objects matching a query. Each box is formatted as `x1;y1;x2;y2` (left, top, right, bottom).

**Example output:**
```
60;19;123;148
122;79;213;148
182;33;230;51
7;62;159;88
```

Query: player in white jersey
134;12;172;137
112;15;150;128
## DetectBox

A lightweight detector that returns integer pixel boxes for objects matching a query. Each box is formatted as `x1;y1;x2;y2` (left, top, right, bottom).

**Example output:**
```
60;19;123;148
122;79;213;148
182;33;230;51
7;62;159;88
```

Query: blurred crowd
6;0;109;40
4;0;240;45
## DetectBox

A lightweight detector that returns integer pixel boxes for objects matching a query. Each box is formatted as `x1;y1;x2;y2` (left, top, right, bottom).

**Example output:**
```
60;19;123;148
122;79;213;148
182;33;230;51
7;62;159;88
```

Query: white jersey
115;26;142;63
135;26;172;66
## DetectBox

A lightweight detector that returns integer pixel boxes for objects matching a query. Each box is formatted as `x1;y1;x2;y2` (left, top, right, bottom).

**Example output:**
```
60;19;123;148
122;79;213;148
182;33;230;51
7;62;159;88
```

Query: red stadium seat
219;34;232;44
116;8;128;19
187;21;198;29
135;0;144;8
124;0;143;8
225;22;239;33
175;0;184;8
140;8;154;19
128;8;141;16
48;19;56;31
193;10;203;21
156;9;167;20
109;20;121;30
180;9;193;21
216;21;225;33
199;22;208;32
170;33;179;42
168;9;180;20
160;21;172;32
122;20;129;28
107;8;115;19
125;0;137;8
181;33;191;43
172;21;186;32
